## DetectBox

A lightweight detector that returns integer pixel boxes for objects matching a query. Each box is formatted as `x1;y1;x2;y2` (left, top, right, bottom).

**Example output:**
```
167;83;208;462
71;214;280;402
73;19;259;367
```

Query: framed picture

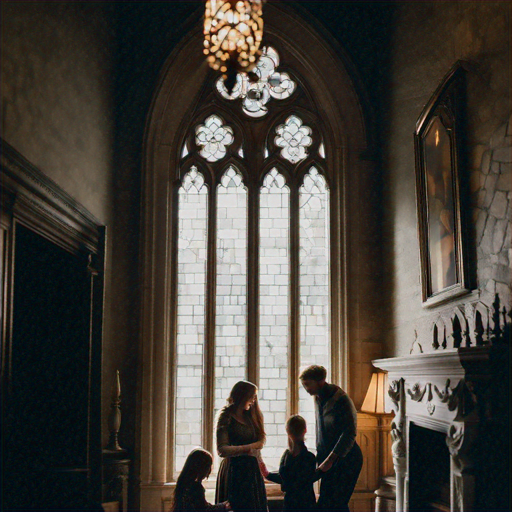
414;62;471;308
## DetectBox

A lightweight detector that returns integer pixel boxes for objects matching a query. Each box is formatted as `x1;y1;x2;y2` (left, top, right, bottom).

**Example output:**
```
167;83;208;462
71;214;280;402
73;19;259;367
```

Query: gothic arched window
174;46;333;472
139;7;371;493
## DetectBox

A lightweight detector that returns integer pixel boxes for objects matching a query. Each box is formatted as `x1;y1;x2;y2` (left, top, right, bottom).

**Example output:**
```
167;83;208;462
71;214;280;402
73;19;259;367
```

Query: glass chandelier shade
204;0;264;77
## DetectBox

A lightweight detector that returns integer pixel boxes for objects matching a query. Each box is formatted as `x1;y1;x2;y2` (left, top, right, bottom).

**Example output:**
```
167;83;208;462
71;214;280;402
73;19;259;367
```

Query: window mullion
329;178;341;388
204;181;217;454
168;184;179;481
246;180;259;386
288;183;300;416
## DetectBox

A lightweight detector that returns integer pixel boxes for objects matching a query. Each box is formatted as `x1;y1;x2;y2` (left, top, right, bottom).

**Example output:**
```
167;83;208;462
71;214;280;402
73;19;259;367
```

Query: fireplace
409;424;450;512
373;297;510;512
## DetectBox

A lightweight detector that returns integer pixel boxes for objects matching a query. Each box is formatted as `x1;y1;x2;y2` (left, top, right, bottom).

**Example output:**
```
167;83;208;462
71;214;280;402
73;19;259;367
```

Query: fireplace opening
409;423;450;512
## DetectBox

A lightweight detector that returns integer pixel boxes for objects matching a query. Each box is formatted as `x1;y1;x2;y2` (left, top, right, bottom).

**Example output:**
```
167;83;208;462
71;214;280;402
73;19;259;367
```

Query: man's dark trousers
317;443;363;512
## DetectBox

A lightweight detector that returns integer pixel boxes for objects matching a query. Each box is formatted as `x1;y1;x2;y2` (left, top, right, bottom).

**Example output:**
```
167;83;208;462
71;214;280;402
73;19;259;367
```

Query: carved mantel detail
388;378;406;512
374;299;509;512
389;379;406;459
409;294;511;355
403;377;479;419
407;382;437;415
444;380;479;512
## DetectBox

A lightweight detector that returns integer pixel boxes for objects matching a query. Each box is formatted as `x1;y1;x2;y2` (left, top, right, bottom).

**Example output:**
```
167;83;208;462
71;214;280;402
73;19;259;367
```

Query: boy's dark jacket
266;441;318;511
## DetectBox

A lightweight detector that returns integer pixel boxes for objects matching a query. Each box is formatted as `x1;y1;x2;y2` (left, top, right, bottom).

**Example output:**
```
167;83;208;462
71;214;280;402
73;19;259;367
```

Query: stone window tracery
173;44;334;473
275;115;313;164
196;114;235;162
216;46;296;118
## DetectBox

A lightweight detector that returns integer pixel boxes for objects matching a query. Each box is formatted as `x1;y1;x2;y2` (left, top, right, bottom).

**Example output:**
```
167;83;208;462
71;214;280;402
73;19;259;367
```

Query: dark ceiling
111;1;396;162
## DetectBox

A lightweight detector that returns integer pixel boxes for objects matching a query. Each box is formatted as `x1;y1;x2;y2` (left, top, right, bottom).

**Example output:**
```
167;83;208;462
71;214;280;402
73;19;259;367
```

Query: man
300;365;363;512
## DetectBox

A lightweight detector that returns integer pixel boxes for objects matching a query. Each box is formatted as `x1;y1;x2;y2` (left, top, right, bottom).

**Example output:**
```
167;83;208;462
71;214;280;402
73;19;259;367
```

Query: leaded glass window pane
259;168;290;470
196;114;234;162
175;167;208;472
216;46;296;118
298;167;330;447
275;115;313;164
173;42;336;478
318;142;326;159
181;141;189;159
214;166;248;465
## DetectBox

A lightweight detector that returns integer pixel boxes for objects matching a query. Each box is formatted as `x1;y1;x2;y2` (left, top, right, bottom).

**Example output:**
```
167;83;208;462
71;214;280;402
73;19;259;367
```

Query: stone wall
382;0;511;356
476;119;512;303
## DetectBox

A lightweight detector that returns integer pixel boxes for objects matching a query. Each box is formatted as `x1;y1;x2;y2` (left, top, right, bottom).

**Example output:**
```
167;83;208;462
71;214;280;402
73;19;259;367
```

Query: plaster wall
0;1;122;449
1;1;114;224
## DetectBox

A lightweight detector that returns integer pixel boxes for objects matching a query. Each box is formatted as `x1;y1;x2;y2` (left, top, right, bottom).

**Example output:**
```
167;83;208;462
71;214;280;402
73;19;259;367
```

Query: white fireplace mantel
373;345;508;512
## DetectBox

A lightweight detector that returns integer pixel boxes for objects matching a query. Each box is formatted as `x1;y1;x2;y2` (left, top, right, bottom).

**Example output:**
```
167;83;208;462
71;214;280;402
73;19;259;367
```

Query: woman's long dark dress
215;411;268;512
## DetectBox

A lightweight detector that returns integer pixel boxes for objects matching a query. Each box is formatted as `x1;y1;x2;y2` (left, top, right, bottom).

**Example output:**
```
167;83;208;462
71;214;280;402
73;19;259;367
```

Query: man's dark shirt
315;383;358;464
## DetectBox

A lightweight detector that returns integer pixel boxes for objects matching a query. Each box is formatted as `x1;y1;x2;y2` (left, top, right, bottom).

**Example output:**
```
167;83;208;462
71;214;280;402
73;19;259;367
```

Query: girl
172;448;231;511
215;381;268;511
264;415;318;512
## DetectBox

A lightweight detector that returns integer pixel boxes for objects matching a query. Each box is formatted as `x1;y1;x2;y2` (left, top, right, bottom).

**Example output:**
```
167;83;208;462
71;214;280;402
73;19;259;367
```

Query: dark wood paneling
1;139;105;510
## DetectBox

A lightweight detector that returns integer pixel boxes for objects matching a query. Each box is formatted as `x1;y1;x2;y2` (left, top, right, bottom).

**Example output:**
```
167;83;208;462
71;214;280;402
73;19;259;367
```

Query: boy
263;415;318;512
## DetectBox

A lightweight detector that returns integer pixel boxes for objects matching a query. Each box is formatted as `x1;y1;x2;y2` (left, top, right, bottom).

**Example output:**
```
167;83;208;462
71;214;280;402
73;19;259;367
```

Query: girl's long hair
223;380;266;443
172;448;213;511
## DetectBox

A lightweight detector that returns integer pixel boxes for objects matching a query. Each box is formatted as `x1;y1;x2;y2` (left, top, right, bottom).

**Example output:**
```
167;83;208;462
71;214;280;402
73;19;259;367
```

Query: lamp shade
360;372;387;414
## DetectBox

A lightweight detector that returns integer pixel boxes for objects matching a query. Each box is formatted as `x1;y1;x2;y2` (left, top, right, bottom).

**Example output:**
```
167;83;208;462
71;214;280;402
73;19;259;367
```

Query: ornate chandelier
204;0;264;93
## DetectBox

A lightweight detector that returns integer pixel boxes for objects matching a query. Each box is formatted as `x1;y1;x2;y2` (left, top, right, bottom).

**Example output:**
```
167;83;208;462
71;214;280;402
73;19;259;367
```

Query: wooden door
1;140;104;511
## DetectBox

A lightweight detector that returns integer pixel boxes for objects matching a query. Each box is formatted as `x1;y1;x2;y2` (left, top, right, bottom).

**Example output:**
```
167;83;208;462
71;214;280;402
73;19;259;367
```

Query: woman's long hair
223;380;266;443
172;448;213;511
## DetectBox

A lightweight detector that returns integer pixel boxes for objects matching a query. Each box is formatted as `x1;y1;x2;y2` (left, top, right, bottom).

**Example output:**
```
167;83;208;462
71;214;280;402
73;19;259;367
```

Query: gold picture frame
414;62;471;307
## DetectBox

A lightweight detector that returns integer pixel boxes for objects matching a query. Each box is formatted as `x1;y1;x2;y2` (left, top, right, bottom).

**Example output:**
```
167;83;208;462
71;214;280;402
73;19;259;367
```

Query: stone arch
451;307;469;348
139;3;370;499
471;301;490;346
431;316;446;350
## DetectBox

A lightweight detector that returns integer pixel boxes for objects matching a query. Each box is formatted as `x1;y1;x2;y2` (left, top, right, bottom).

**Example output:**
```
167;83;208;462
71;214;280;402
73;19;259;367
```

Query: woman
215;381;268;511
